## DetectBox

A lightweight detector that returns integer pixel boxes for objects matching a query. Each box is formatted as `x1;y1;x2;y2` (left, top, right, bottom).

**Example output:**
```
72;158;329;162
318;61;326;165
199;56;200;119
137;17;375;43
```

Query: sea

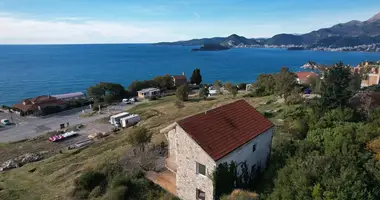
1;44;380;106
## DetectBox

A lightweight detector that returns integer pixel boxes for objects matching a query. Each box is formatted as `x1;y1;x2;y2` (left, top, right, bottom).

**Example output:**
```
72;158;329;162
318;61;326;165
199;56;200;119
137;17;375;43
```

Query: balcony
146;170;177;196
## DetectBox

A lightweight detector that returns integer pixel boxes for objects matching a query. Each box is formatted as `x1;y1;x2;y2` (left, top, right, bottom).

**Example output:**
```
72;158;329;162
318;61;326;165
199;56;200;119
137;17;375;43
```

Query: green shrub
101;162;124;181
71;187;89;200
89;185;106;198
75;171;106;191
103;186;128;200
112;176;131;188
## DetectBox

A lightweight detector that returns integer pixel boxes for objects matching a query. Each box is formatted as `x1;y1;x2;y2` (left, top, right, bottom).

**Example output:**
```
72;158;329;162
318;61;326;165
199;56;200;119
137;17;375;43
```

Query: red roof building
172;74;187;87
296;72;319;85
177;100;273;160
159;100;274;200
13;95;65;116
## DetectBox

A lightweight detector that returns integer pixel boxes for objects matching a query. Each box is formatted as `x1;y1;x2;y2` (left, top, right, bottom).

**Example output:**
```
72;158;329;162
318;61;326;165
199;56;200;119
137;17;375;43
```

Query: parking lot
0;103;136;143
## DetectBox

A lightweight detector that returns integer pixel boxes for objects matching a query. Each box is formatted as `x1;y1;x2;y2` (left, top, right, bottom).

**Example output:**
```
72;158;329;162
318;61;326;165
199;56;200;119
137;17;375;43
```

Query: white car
1;119;11;125
122;98;135;104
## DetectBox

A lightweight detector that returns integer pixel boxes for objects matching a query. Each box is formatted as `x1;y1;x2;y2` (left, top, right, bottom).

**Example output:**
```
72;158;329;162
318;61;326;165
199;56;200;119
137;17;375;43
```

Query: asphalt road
0;103;136;143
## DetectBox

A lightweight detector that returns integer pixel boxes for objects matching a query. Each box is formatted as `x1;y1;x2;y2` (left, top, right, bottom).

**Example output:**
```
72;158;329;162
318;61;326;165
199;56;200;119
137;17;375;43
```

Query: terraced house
154;100;274;200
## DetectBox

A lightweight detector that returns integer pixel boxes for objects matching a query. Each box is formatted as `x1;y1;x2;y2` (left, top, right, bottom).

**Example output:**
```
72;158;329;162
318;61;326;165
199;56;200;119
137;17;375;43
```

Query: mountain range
155;12;380;48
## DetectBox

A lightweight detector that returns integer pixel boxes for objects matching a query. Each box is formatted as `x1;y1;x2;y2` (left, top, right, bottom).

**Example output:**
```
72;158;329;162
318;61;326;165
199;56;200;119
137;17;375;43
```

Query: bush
176;85;189;101
231;87;238;97
103;186;128;200
112;176;131;188
75;170;107;191
71;188;90;200
126;127;153;153
101;162;124;181
285;89;303;105
174;100;185;109
89;185;106;198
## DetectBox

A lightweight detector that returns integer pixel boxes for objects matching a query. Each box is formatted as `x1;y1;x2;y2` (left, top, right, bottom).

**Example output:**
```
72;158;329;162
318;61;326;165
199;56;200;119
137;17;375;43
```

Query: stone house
155;100;274;200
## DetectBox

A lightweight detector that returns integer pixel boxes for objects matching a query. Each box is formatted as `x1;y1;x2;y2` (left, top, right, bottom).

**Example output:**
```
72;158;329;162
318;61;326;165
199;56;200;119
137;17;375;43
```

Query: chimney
182;72;185;76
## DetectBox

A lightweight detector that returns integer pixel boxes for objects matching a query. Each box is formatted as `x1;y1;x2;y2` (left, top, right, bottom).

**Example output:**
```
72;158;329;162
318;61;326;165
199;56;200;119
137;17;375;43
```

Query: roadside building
12;95;66;116
51;92;86;102
151;100;274;200
296;72;319;85
137;88;161;99
172;73;187;87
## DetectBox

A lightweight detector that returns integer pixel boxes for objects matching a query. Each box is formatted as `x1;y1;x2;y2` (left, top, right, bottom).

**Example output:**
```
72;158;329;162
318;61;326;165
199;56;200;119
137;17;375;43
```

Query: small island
191;44;230;51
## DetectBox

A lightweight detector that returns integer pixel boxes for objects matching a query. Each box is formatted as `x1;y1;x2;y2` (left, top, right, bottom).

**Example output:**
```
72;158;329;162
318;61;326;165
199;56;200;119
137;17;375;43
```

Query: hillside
155;12;380;47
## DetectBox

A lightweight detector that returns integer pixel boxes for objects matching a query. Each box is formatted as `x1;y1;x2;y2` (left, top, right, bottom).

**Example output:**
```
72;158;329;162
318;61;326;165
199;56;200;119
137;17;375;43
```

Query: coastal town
2;60;380;199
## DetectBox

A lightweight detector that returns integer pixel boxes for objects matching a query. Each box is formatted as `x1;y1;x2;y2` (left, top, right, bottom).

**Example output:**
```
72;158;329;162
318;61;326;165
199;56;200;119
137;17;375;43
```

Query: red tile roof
296;72;319;81
177;100;274;161
12;95;65;112
172;75;187;80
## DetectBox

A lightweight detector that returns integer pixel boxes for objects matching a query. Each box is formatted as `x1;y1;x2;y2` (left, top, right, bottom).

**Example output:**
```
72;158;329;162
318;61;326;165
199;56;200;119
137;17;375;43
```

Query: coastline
1;44;380;106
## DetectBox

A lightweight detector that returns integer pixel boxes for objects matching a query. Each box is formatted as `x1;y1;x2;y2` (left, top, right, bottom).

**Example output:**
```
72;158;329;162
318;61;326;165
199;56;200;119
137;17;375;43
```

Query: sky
0;0;379;44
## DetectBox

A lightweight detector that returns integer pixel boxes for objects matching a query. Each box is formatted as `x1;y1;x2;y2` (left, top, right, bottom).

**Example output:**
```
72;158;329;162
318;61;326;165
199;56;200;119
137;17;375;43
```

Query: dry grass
0;94;275;200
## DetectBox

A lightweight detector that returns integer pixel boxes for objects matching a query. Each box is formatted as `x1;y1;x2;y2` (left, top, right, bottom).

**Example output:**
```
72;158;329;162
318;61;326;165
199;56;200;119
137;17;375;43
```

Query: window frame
196;162;206;176
196;188;206;200
252;144;257;152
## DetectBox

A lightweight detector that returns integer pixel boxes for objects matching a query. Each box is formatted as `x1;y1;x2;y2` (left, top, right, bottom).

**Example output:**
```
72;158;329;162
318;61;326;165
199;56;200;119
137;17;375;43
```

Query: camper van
120;114;141;128
109;112;130;126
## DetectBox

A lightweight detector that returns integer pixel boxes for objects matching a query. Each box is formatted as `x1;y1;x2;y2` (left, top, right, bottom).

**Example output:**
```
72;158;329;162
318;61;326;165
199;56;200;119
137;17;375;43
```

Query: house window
196;162;206;176
252;144;256;152
196;189;205;200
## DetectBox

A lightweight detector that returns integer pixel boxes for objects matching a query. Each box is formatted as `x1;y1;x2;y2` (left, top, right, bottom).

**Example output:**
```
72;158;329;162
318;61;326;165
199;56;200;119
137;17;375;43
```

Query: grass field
0;94;285;200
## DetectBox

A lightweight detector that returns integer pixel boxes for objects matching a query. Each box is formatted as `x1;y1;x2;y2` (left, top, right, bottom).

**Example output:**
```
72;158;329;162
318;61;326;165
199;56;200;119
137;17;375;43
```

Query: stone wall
175;125;216;200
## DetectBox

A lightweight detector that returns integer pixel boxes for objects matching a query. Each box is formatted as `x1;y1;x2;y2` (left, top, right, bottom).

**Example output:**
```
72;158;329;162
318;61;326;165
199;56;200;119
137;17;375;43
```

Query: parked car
122;98;136;104
1;119;11;125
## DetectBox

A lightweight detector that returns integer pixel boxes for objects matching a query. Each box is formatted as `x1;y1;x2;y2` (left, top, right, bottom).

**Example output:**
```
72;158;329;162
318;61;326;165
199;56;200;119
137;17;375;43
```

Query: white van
120;114;141;128
109;112;130;126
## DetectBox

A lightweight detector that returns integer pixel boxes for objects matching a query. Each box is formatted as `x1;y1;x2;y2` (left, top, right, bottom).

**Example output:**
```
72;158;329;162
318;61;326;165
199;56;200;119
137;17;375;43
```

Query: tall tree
190;68;202;85
254;74;276;96
87;82;126;103
319;62;352;109
349;72;362;94
274;67;297;99
152;75;174;90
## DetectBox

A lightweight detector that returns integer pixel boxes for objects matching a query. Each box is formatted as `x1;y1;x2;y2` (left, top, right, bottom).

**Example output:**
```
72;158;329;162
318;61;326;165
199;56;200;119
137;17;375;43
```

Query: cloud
0;15;187;44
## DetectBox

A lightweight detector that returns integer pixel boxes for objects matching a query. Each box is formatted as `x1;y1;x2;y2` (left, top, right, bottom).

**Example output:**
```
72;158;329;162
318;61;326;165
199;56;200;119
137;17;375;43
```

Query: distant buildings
137;88;161;99
12;92;87;116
